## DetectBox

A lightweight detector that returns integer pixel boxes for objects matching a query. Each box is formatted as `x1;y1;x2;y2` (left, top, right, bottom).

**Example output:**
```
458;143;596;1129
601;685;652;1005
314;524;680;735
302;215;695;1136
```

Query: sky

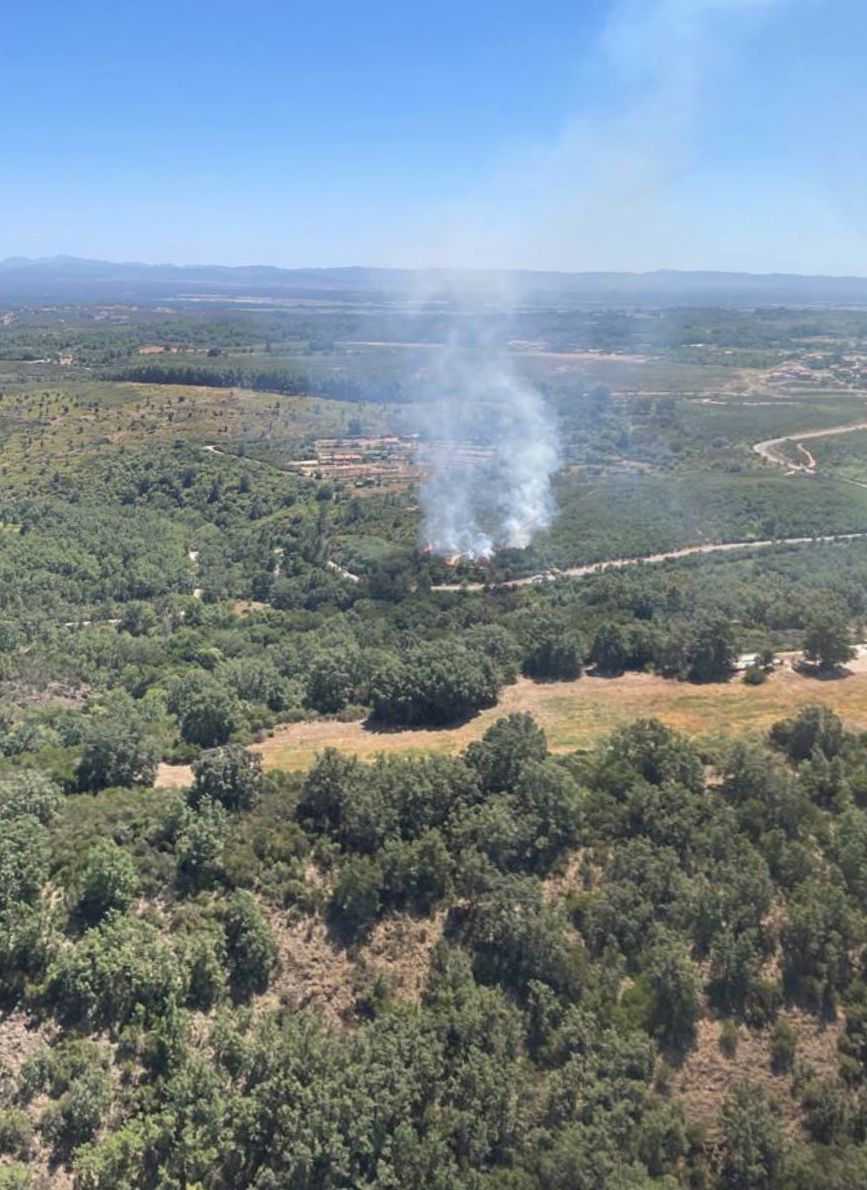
2;0;867;274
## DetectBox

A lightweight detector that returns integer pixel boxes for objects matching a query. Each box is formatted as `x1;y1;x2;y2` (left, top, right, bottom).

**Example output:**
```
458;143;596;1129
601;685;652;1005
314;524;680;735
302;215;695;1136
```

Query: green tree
803;608;855;671
304;653;357;714
686;615;738;683
190;744;262;812
720;1082;787;1189
522;621;584;681
589;623;630;675
330;855;383;937
172;797;227;891
464;713;547;794
76;839;139;925
223;890;277;1000
770;704;844;762
645;933;702;1053
76;713;159;792
177;678;241;747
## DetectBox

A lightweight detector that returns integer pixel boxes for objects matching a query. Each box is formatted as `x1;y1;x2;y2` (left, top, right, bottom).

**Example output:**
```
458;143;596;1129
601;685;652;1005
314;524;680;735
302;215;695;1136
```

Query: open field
246;662;867;773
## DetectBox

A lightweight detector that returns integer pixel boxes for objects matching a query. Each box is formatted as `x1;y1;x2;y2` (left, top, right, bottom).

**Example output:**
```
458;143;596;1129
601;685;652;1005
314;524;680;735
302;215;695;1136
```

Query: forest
2;300;867;1186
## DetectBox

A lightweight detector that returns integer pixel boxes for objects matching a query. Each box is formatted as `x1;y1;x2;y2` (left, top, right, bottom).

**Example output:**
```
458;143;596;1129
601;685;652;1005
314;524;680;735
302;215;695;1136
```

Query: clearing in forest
250;664;867;772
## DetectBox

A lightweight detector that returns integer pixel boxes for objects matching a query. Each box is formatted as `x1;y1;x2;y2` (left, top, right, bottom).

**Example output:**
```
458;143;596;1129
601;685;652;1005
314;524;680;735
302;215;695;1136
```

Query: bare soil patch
677;1010;842;1142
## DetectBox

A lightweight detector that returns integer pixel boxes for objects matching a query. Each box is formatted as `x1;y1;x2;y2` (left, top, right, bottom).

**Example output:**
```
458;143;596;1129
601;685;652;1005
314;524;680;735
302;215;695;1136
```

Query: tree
770;704;844;763
645;933;701;1053
77;840;139;925
304;653;356;714
190;745;262;812
297;748;363;837
464;713;548;794
368;641;500;727
605;719;704;793
47;914;182;1027
223;890;277;999
720;1082;787;1189
803;608;855;671
330;855;383;937
176;677;240;748
589;624;629;676
0;771;60;825
781;879;856;1004
0;816;49;911
76;713;159;792
522;621;583;681
686;615;738;683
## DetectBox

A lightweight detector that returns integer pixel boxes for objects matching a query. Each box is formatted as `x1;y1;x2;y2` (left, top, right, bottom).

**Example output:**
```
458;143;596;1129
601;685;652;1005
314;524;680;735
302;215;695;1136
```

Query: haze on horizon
3;0;867;276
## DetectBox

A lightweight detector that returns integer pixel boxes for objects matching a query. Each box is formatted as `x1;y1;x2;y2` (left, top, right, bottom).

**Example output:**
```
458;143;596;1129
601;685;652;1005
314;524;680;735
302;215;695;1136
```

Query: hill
6;255;867;307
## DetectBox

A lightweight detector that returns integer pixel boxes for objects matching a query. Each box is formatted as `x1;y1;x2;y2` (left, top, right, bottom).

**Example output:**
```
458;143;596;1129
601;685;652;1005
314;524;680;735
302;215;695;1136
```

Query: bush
76;839;140;925
330;855;383;938
0;1109;32;1158
719;1019;739;1059
223;890;277;1000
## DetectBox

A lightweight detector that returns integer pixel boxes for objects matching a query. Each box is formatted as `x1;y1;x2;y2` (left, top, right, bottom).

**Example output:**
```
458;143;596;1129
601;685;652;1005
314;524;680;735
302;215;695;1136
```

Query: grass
250;666;867;772
0;379;387;482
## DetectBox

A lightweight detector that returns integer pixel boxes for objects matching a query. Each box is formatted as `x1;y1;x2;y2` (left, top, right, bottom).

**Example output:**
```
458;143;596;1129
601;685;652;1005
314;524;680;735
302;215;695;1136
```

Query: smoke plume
418;305;558;560
410;0;783;558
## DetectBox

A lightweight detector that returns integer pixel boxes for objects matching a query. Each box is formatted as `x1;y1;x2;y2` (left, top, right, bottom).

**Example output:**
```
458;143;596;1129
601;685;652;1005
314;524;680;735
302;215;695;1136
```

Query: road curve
753;420;867;473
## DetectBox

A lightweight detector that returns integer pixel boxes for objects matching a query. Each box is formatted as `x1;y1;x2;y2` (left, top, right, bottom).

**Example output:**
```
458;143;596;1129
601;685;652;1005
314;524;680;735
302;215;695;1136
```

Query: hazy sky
3;0;867;273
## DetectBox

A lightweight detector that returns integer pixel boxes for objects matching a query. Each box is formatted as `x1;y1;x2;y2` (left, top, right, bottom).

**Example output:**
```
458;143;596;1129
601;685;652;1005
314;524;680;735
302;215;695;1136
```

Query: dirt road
435;532;867;592
753;420;867;473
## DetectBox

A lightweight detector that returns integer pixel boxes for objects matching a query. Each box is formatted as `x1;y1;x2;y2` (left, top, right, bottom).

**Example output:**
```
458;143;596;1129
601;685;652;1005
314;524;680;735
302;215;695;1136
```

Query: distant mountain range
4;255;867;307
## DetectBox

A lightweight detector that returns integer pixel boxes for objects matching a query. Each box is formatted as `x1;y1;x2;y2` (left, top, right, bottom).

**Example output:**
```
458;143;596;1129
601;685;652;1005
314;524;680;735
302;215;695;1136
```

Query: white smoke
418;307;558;560
408;0;784;557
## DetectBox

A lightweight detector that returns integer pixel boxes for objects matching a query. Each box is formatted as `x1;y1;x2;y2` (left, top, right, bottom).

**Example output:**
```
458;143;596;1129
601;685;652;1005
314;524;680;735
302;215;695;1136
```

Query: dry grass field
248;663;867;773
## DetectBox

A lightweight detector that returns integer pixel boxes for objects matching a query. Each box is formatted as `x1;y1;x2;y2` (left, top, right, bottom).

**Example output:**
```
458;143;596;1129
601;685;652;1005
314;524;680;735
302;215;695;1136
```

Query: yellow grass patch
252;668;867;772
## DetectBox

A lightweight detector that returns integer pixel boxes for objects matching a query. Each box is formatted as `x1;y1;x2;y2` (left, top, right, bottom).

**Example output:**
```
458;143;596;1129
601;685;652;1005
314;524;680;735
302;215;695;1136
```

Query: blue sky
3;0;867;272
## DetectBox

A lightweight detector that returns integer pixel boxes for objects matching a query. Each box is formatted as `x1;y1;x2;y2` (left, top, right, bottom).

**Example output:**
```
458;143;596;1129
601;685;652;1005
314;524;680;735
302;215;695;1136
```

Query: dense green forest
2;301;867;1185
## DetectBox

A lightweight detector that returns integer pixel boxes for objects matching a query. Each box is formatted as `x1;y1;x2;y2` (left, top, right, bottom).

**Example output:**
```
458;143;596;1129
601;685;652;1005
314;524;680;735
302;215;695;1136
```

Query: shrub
223;891;277;1000
0;1109;32;1158
330;855;383;938
76;839;140;925
719;1019;739;1059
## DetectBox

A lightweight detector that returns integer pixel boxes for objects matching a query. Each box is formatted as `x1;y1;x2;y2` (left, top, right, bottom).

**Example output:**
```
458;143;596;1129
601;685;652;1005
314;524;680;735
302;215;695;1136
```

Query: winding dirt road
753;420;867;474
437;417;867;592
